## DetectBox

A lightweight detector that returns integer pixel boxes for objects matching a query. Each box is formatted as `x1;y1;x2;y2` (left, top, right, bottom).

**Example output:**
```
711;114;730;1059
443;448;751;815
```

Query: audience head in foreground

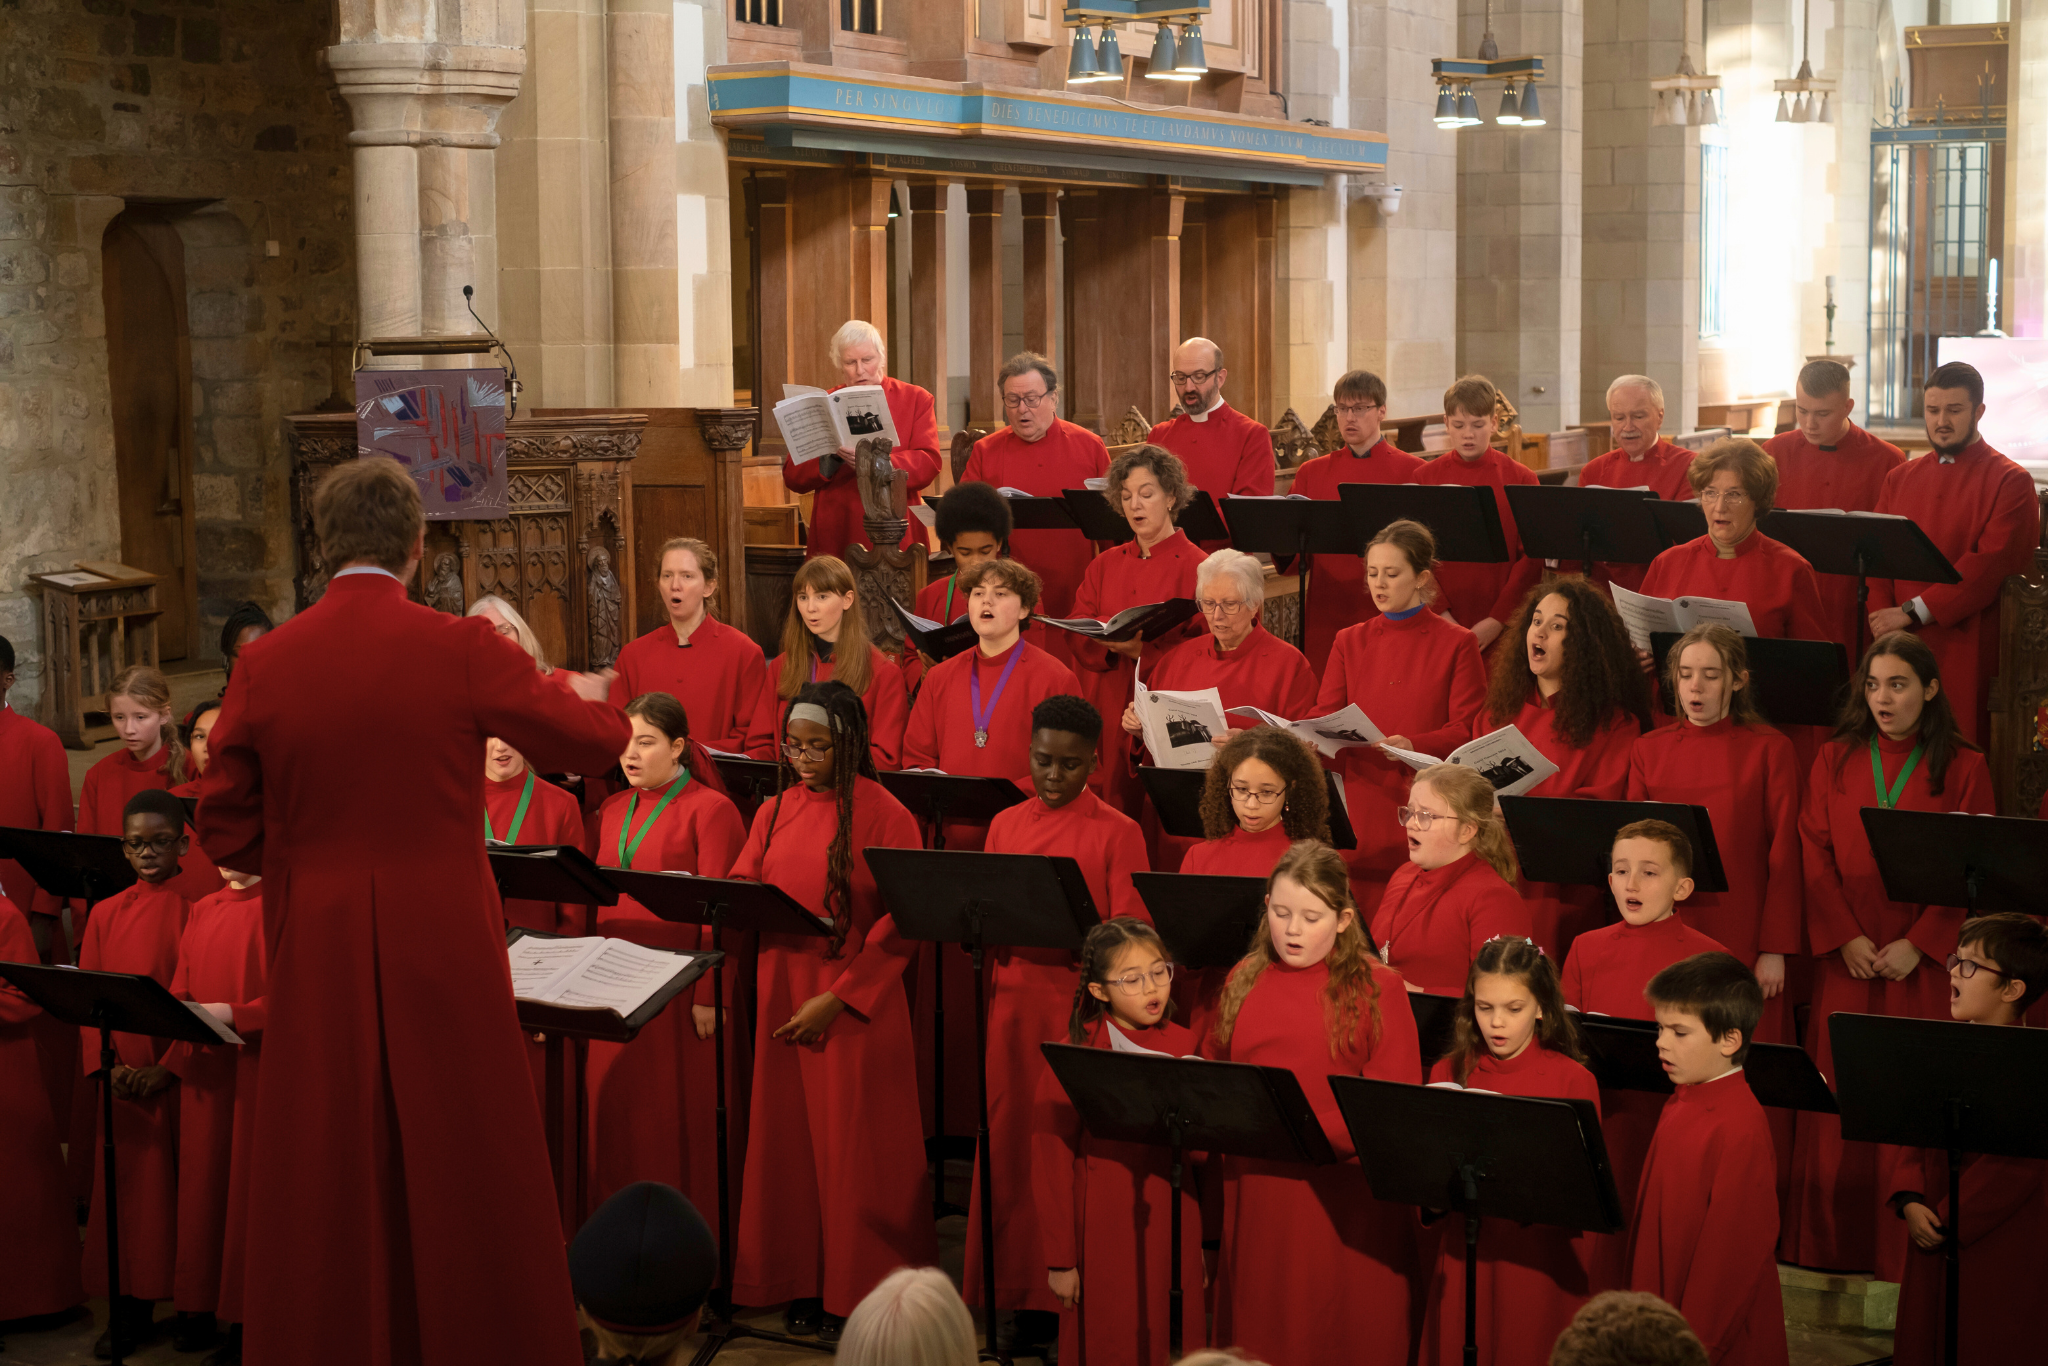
834;1267;978;1366
1549;1290;1709;1366
569;1182;718;1365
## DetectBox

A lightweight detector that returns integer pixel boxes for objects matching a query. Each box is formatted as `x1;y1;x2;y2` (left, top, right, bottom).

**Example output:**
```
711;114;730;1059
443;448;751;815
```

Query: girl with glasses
1370;763;1529;996
757;555;909;769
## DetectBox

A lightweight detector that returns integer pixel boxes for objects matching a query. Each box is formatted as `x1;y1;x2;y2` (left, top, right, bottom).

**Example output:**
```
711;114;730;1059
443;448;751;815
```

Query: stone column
607;0;682;404
909;180;955;437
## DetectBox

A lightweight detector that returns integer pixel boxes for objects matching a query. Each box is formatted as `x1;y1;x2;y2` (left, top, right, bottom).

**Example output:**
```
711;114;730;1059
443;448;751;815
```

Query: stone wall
0;0;355;711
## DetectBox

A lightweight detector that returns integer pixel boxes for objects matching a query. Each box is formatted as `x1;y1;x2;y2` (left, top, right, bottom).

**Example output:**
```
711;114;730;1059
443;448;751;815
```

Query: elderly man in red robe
1145;337;1274;546
199;457;632;1366
1572;374;1694;593
1867;360;2039;747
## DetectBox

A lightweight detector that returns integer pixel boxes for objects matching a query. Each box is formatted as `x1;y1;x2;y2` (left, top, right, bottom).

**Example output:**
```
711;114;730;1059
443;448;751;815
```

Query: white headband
788;702;833;728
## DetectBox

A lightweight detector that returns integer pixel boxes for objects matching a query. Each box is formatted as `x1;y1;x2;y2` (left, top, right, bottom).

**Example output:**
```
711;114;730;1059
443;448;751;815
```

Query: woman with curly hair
1483;578;1650;957
1203;840;1421;1366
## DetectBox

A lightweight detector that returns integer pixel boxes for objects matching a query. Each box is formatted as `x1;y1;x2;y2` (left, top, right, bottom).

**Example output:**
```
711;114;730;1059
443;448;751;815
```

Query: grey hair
835;1268;978;1366
467;594;553;674
997;350;1058;394
1606;374;1665;409
829;319;887;368
1196;548;1266;610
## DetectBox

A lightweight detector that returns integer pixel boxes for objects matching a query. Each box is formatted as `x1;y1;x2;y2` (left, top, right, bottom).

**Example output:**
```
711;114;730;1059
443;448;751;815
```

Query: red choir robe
1629;1071;1790;1366
961;419;1113;665
1638;533;1831;646
1203;958;1423;1366
78;878;190;1301
1889;1142;2048;1366
1414;448;1546;634
0;703;72;919
1572;440;1696;594
197;570;633;1366
760;642;912;771
165;881;266;1316
968;789;1151;1312
1290;440;1428;671
1510;694;1640;958
1764;424;1906;652
781;376;942;559
1559;913;1730;1290
78;744;225;910
1423;1044;1603;1366
1372;853;1532;996
589;776;747;1227
1067;529;1208;812
1147;401;1274;549
1316;608;1489;908
0;893;83;1320
728;777;935;1316
1787;737;1994;1279
1032;1015;1208;1364
609;615;777;757
1868;439;2041;746
486;769;591;933
1177;821;1296;1043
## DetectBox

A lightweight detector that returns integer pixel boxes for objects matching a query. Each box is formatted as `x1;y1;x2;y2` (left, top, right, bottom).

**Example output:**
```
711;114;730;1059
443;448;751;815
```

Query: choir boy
1414;374;1543;652
915;479;1013;625
1145;338;1275;533
1574;376;1696;593
608;537;775;755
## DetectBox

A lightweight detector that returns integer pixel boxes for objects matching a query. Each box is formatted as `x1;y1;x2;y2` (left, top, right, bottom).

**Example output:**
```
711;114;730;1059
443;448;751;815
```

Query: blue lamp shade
1455;85;1481;125
1174;23;1208;74
1067;29;1102;82
1434;86;1458;126
1095;25;1124;80
1496;82;1523;124
1144;23;1179;78
1517;80;1545;126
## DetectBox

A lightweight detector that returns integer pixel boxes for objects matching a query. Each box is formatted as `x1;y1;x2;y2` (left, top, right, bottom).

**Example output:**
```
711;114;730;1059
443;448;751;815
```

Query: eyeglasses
1334;402;1383;418
123;834;181;853
1199;598;1251;617
1002;390;1052;411
1167;368;1218;387
1698;489;1751;507
1397;806;1454;830
1945;953;2010;981
1229;784;1286;807
1106;962;1176;994
780;739;835;762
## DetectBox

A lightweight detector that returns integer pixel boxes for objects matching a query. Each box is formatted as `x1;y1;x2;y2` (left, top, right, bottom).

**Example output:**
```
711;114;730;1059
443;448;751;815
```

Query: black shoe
202;1323;244;1365
174;1309;219;1352
92;1297;157;1360
782;1297;824;1336
815;1312;848;1345
1012;1309;1060;1349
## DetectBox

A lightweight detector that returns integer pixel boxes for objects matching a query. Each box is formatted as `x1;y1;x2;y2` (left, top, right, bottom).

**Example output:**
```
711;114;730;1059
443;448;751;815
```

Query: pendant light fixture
1060;0;1209;88
1774;0;1837;123
1648;0;1721;132
1430;0;1544;134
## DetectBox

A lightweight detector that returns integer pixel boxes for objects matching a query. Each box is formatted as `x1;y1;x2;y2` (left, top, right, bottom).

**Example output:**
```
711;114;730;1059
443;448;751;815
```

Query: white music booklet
1608;583;1758;653
1225;703;1386;759
507;935;698;1019
1377;723;1561;798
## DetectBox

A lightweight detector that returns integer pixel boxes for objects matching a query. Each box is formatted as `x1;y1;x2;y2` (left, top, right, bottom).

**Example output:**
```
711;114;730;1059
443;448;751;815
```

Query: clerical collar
1187;393;1227;424
1384;603;1426;621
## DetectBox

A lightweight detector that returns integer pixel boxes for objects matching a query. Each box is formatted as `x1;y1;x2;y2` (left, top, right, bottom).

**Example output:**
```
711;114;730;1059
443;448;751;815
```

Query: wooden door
102;214;199;661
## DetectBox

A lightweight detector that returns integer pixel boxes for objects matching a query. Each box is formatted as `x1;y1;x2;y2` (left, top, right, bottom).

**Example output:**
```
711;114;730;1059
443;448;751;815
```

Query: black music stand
1647;499;1709;546
1338;482;1511;563
0;825;136;909
1575;1014;1837;1113
1040;1044;1337;1357
1832;1014;2048;1366
1499;796;1729;894
1133;872;1265;971
1859;809;2048;919
1505;484;1672;570
1137;765;1356;850
598;869;833;1364
1217;497;1360;652
1760;509;1960;651
0;963;236;1366
1331;1076;1622;1366
711;756;784;823
1000;495;1081;531
867;848;1100;1363
1647;632;1851;726
1408;991;1463;1068
1061;487;1230;544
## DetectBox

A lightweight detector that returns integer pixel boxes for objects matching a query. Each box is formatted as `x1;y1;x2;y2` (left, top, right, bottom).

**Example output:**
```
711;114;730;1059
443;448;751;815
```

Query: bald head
1171;337;1227;414
1605;376;1666;460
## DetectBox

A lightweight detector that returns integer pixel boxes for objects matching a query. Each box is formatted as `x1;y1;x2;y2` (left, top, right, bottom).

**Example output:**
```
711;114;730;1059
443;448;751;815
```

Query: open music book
1377;724;1560;798
507;935;699;1019
1225;703;1386;758
1134;664;1228;770
771;384;901;465
1040;598;1199;643
889;598;978;661
1609;584;1758;653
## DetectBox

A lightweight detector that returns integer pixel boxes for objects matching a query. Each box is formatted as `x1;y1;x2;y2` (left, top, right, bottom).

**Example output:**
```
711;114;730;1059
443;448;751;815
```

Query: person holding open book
779;320;941;563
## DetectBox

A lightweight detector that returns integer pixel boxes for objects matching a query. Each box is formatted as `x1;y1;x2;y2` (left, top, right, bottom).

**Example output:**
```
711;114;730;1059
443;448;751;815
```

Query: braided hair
1067;916;1175;1044
756;680;874;959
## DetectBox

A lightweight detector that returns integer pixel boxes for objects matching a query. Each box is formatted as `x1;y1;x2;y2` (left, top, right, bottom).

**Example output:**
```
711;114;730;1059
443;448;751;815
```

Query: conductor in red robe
780;319;942;562
198;457;633;1366
1573;376;1696;594
1145;337;1275;546
1867;361;2041;747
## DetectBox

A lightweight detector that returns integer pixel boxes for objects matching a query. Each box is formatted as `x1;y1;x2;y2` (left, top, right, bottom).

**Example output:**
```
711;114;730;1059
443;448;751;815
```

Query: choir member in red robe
729;682;934;1337
609;537;775;756
1483;580;1649;957
166;871;266;1351
1146;338;1274;544
1204;840;1422;1366
1315;520;1489;906
1889;913;2048;1366
1763;360;1907;651
79;791;193;1354
1629;953;1789;1366
1788;632;1993;1278
1;637;76;928
959;353;1112;666
78;665;223;912
1061;445;1207;812
1373;765;1531;996
1571;376;1694;594
197;458;633;1366
1289;369;1426;671
1867;363;2040;747
1034;917;1208;1364
969;697;1150;1349
1423;937;1601;1366
469;593;588;695
906;481;1013;694
780;321;942;561
1562;820;1727;1288
485;739;591;932
0;891;83;1324
758;556;910;770
1414;375;1544;652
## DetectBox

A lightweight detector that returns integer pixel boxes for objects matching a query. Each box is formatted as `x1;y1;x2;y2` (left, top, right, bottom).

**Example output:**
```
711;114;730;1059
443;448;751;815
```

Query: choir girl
178;700;223;785
1372;763;1531;996
1629;953;1788;1366
0;884;82;1328
759;555;910;769
1412;374;1543;651
608;537;774;756
1573;377;1693;594
214;601;273;693
1888;913;2048;1366
1203;839;1422;1366
588;692;748;1222
78;664;222;907
1288;369;1425;670
1315;518;1488;905
1788;631;1993;1279
0;635;73;934
1423;935;1600;1366
970;695;1149;1350
468;593;578;688
727;681;934;1340
485;733;592;937
1032;916;1208;1364
1483;579;1649;956
1066;444;1207;811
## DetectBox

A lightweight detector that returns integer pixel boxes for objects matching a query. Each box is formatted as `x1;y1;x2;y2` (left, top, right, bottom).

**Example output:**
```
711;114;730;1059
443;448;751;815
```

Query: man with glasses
1569;375;1696;594
960;352;1111;666
1145;338;1274;547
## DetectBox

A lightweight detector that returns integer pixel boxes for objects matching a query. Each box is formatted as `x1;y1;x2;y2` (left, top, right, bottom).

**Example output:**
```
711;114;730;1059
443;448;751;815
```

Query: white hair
1196;548;1266;610
467;594;553;674
1606;374;1665;409
829;319;887;369
835;1268;976;1366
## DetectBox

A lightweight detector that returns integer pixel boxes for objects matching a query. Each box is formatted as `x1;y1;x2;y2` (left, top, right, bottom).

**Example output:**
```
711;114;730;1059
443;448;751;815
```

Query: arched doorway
102;208;201;661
